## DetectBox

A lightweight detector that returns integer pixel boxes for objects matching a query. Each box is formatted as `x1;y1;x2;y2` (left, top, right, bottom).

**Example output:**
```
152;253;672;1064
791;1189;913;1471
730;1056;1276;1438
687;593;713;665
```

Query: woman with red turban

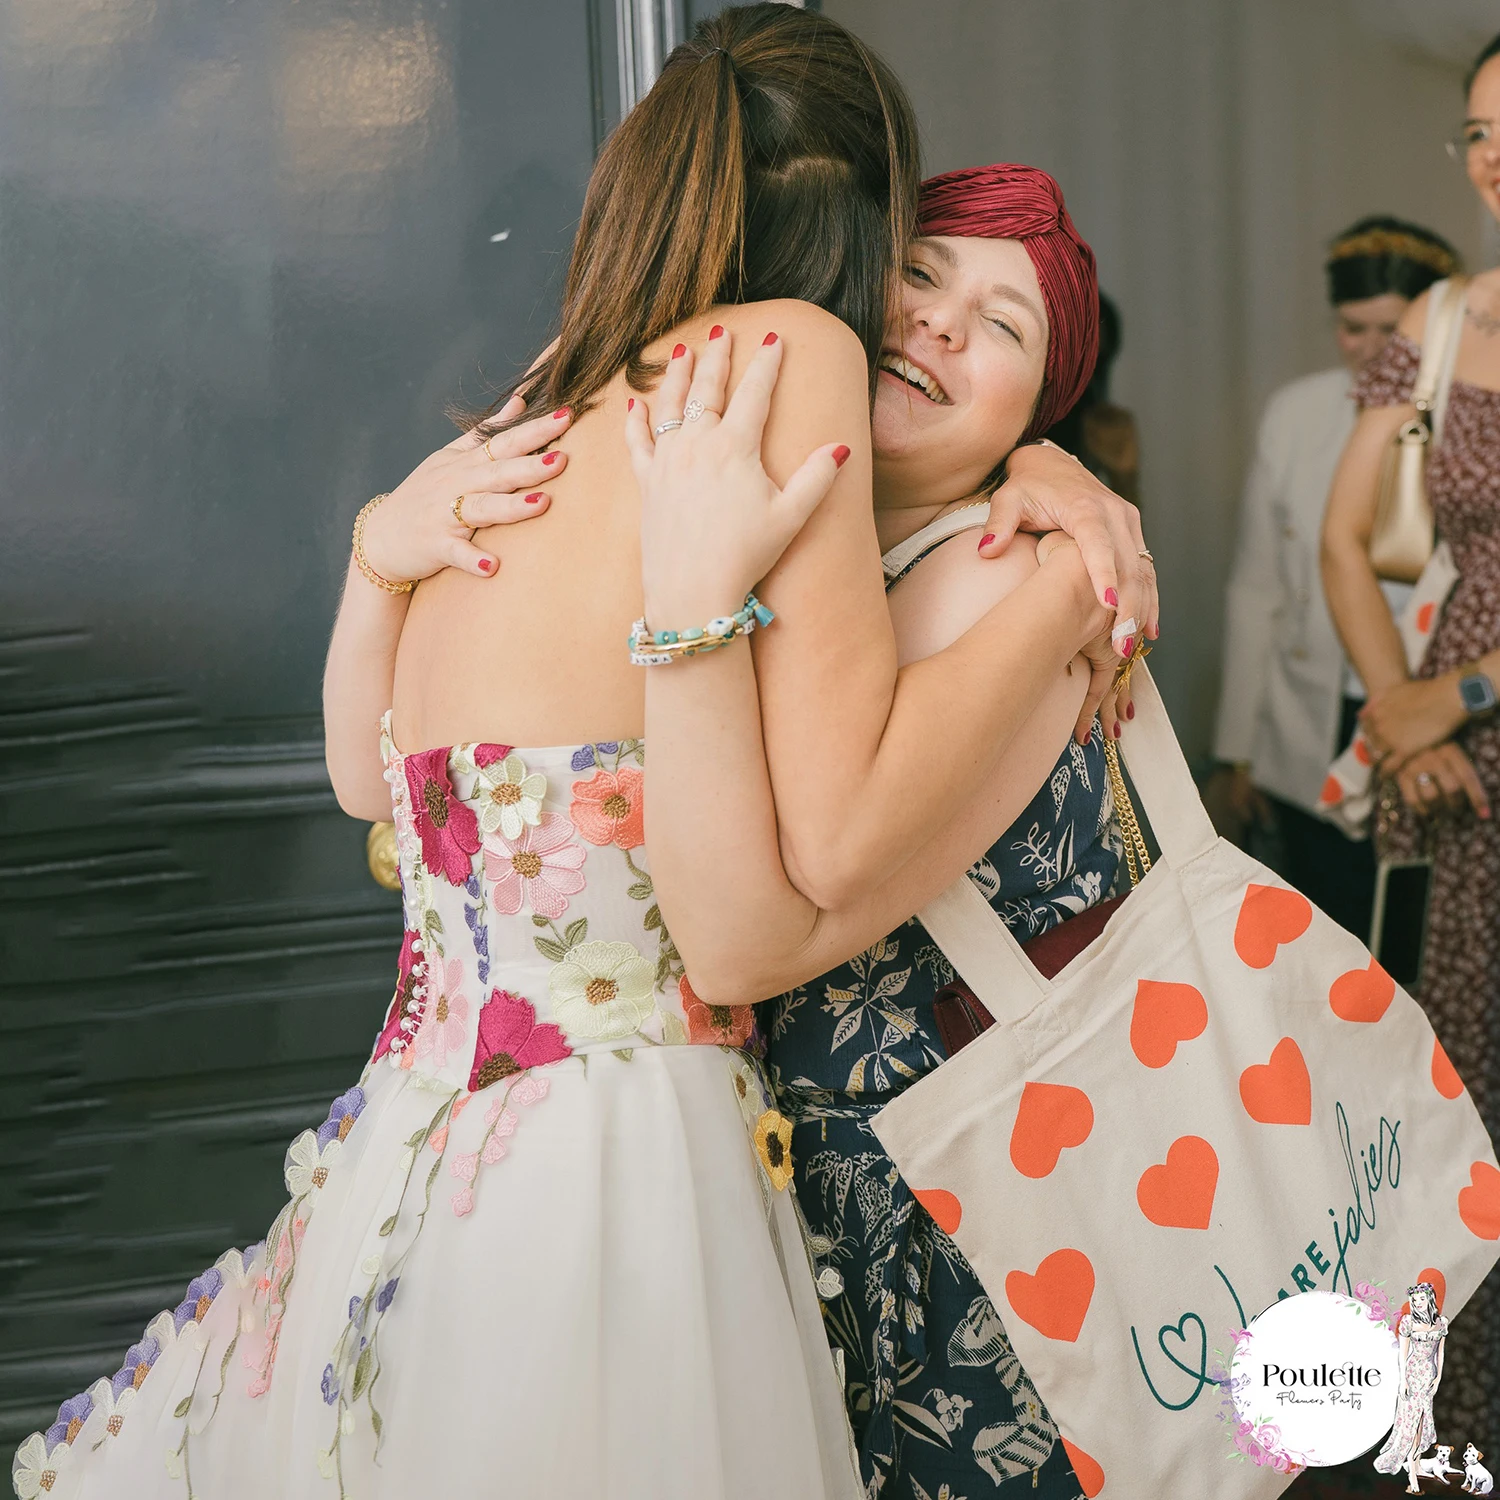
624;163;1117;1500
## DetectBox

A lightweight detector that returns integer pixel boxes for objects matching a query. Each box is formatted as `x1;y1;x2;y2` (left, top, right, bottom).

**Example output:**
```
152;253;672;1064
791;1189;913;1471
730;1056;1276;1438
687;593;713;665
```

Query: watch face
1460;673;1497;714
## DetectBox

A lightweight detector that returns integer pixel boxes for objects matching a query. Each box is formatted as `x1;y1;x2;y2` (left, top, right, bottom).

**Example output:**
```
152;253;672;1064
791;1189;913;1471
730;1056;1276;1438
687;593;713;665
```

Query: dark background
0;0;684;1442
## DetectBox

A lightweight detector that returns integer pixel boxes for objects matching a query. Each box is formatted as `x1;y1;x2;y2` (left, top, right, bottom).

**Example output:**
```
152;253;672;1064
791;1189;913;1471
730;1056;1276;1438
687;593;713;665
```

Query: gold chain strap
1105;639;1154;887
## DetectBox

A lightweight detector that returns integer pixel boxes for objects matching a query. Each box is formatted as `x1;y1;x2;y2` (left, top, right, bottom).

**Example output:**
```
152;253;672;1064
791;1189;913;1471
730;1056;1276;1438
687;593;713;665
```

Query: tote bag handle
917;663;1216;1023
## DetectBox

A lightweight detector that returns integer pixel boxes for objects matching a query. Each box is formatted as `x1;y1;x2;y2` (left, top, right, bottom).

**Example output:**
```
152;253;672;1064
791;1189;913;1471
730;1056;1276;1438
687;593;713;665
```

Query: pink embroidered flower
451;1186;474;1217
569;767;644;849
483;813;587;918
679;974;756;1048
371;930;424;1063
473;742;513;768
467;989;572;1092
510;1072;551;1108
404;747;480;884
414;956;470;1066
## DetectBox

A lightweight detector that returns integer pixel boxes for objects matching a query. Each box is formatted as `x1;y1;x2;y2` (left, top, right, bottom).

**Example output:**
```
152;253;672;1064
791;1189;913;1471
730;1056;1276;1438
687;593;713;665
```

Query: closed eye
987;316;1022;343
905;263;936;286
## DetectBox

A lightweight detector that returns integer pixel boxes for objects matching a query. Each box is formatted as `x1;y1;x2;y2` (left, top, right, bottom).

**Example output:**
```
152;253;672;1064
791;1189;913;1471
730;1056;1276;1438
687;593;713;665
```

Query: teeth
879;354;949;404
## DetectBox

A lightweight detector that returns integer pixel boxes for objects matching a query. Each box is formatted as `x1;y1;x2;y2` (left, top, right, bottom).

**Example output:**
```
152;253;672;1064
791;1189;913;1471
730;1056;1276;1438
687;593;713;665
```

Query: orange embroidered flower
569;767;644;849
753;1109;795;1192
680;975;755;1048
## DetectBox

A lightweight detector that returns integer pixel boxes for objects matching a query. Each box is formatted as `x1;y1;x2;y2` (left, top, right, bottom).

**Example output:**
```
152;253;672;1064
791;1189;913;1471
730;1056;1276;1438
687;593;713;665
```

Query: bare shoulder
887;528;1040;665
1397;287;1434;341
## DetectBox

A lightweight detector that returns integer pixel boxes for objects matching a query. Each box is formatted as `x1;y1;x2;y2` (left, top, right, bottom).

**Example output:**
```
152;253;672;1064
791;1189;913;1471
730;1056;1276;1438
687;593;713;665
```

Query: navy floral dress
766;528;1122;1500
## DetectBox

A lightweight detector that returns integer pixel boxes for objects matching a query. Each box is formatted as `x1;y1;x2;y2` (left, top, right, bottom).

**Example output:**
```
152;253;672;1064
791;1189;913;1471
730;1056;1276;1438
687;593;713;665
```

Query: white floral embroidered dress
12;722;857;1500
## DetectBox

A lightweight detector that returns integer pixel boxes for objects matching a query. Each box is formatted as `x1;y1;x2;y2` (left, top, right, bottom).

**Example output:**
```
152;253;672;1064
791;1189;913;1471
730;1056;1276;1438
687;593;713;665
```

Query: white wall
825;0;1493;758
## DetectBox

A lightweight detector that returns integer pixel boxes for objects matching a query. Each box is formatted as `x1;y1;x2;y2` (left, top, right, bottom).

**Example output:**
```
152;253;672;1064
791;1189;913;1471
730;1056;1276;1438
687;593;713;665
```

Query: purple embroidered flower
348;1294;364;1322
375;1277;399;1312
570;745;595;772
45;1391;94;1448
321;1363;339;1405
172;1267;224;1331
111;1335;161;1397
317;1087;367;1150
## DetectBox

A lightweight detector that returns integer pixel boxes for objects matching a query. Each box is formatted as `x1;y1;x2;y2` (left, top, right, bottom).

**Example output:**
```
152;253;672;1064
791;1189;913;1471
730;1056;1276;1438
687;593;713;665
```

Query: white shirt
1213;367;1409;814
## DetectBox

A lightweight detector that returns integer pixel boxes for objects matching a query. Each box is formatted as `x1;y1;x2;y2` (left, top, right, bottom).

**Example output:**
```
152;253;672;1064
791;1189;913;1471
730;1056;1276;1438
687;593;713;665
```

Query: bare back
392;303;820;750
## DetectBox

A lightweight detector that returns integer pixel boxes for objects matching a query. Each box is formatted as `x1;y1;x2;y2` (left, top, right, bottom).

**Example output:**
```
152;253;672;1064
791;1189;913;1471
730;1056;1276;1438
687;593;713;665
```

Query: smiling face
1466;55;1500;223
871;234;1049;513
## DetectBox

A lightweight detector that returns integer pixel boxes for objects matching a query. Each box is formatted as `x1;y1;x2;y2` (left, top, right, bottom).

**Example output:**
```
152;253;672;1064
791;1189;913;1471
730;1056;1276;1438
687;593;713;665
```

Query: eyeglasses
1447;119;1497;161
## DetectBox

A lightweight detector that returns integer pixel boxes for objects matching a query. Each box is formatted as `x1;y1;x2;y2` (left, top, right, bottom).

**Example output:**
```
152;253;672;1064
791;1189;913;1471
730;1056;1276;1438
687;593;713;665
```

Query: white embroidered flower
283;1130;340;1199
84;1377;136;1440
12;1433;69;1499
549;940;657;1041
934;1389;972;1432
475;754;547;840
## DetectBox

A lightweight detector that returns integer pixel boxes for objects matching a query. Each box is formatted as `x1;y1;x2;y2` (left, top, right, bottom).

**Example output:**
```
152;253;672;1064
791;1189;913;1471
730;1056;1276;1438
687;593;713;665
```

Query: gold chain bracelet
352;494;417;595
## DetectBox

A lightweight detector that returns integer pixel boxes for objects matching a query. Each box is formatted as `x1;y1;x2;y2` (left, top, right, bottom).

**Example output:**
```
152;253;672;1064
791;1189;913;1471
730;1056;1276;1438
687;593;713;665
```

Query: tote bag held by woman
872;663;1500;1499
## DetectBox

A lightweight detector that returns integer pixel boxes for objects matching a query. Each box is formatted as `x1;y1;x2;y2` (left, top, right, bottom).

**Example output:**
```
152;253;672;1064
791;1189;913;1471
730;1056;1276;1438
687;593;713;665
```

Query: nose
913;295;965;350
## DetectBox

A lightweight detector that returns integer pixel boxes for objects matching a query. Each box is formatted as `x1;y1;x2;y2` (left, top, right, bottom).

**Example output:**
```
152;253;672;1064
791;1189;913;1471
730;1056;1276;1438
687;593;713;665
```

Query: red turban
917;163;1099;443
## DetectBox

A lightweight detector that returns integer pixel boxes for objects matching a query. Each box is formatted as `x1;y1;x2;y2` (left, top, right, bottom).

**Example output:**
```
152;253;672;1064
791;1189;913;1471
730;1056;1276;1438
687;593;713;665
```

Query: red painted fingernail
553;407;570;419
542;451;560;465
672;343;687;358
762;332;778;346
1113;721;1122;739
1148;622;1159;639
477;558;493;572
1126;702;1135;720
832;444;851;468
1121;637;1134;656
709;325;724;340
1105;587;1119;607
627;398;635;411
978;533;996;551
524;493;543;504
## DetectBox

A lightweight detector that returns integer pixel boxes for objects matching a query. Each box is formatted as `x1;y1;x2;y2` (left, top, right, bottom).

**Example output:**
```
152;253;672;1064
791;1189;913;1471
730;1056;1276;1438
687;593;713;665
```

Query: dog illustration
1420;1446;1462;1484
1463;1444;1493;1495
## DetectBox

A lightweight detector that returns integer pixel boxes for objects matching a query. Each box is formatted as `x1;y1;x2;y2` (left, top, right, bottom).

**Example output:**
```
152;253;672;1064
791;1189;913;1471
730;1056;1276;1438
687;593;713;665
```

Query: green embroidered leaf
563;917;589;948
425;1155;443;1192
626;879;653;901
612;1048;635;1062
371;1409;383;1441
642;904;662;931
534;937;567;963
405;1124;429;1150
654;953;672;988
174;1396;193;1419
532;914;550;927
424;909;445;936
352;1347;375;1399
378;1213;398;1237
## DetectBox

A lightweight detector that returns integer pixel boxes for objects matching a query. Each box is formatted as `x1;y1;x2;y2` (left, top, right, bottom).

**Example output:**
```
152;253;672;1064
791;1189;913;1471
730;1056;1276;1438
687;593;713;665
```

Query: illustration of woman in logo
1374;1283;1449;1493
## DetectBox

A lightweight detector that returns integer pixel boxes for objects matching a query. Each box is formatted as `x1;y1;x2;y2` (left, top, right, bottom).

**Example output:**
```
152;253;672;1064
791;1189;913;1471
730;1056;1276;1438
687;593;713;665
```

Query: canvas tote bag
871;663;1500;1499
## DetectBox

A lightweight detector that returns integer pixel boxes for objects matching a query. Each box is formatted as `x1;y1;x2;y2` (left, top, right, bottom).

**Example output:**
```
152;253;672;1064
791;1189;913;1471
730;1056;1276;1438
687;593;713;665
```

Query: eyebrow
914;237;1046;325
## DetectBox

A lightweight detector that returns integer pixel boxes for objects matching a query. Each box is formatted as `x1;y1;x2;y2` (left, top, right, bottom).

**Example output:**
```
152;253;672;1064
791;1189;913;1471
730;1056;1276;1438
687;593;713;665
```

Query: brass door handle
366;821;401;891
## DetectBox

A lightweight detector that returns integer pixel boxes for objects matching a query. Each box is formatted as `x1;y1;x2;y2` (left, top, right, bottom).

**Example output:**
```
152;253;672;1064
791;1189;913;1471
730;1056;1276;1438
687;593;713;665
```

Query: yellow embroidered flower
753;1109;795;1192
548;940;657;1041
475;754;547;840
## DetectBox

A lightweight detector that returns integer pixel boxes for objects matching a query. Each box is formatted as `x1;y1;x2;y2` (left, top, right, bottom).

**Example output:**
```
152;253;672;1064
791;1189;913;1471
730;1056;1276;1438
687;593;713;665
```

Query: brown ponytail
475;4;918;429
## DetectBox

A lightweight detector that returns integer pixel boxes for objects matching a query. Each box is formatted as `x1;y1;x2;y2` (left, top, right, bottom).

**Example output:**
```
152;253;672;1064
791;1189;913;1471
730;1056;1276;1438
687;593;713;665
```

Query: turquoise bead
683;626;705;641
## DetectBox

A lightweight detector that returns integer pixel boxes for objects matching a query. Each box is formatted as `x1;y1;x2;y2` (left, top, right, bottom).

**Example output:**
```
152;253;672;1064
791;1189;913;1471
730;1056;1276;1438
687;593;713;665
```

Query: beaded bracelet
352;494;418;595
628;592;775;665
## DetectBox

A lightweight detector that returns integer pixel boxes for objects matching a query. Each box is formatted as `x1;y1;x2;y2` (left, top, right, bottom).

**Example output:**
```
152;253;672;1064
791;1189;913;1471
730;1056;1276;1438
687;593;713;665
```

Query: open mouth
878;352;950;405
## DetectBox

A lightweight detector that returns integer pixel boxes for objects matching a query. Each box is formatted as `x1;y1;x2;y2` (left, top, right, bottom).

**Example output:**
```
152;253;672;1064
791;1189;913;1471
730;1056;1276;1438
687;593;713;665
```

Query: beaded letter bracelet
628;592;775;665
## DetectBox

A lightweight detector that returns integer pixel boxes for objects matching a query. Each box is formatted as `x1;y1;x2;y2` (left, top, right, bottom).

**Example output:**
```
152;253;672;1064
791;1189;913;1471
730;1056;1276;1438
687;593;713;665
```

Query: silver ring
653;419;684;438
684;399;706;422
1417;772;1435;786
1137;549;1154;562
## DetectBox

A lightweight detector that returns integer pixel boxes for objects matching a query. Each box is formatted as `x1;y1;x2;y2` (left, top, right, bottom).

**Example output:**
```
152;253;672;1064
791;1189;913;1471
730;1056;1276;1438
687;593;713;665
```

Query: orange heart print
1459;1162;1500;1239
1061;1438;1106;1497
1010;1082;1095;1178
1432;1038;1466;1100
913;1188;963;1235
1136;1136;1220;1229
1129;981;1208;1068
1239;1037;1312;1125
1328;958;1395;1024
1005;1248;1096;1342
1233;884;1313;968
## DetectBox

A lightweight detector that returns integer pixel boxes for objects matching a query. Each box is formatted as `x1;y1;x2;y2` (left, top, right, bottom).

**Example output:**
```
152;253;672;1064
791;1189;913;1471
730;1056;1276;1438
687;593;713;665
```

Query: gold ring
1137;549;1154;562
483;436;498;461
453;493;469;528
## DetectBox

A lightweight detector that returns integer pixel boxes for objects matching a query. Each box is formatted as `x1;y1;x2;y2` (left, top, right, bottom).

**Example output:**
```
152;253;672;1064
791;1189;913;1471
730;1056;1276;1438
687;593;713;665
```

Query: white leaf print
831;1009;863;1051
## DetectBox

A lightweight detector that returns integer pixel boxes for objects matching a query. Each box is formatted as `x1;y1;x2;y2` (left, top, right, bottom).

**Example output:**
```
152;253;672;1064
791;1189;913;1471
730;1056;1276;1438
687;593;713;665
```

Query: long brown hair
479;4;919;427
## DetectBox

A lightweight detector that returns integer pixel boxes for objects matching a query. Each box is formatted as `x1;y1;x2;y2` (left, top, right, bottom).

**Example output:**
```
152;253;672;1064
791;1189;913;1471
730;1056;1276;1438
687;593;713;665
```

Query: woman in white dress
11;8;1152;1499
1373;1282;1448;1492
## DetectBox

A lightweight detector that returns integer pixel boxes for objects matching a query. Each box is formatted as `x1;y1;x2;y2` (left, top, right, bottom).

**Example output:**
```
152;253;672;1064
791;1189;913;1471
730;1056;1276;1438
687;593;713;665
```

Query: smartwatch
1458;670;1498;717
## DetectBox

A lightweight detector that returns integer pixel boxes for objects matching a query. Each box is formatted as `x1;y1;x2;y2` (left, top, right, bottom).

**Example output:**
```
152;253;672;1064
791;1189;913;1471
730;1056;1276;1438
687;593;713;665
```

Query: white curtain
826;0;1494;758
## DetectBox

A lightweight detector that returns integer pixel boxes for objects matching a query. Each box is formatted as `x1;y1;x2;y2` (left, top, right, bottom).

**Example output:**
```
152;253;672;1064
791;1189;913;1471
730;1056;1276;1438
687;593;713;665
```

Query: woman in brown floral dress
1322;30;1500;1443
